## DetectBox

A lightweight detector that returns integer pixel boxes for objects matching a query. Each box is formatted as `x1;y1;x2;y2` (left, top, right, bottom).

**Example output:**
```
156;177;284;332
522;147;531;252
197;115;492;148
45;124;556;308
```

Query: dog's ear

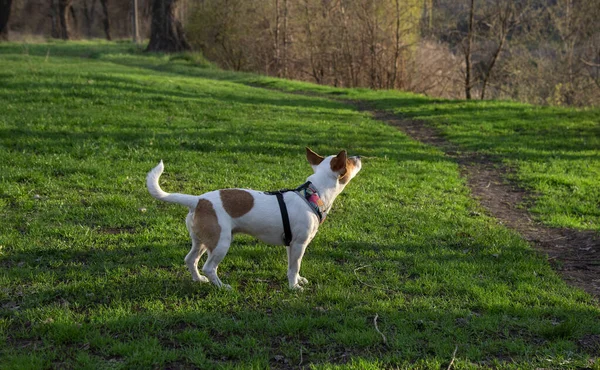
330;150;347;174
306;147;325;166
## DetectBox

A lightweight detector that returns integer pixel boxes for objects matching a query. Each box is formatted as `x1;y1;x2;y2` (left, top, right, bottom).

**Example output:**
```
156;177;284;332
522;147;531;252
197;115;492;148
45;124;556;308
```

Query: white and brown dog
146;148;361;290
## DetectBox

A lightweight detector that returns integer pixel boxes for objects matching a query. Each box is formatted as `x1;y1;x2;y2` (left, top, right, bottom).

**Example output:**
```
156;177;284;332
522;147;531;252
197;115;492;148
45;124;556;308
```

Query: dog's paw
290;284;304;291
193;275;210;283
297;276;309;285
221;284;232;290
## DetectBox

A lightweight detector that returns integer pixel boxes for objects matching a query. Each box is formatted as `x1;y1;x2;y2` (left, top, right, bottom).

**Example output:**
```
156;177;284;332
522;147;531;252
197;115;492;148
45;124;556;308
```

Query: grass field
243;80;600;233
1;41;599;369
351;94;600;232
79;43;600;232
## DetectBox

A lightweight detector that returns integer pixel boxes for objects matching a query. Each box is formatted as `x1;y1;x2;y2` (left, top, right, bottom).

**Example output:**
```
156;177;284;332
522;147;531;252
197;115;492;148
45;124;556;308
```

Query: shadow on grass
80;50;599;165
12;42;595;164
6;237;600;366
85;48;600;166
0;40;142;59
0;70;452;164
0;78;349;112
11;302;598;366
0;125;447;166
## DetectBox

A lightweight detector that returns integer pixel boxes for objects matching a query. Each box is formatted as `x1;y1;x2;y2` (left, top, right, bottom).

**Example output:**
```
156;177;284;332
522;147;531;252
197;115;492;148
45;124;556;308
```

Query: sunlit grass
242;77;600;232
0;41;598;369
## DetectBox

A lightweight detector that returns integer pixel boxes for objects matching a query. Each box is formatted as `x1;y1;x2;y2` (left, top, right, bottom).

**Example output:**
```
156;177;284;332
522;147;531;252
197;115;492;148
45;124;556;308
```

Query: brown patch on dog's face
306;147;325;166
220;189;254;218
339;157;358;185
192;199;221;252
329;150;347;174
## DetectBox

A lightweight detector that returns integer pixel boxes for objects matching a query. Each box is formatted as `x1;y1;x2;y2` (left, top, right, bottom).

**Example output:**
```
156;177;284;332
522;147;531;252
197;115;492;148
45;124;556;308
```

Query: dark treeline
186;0;600;106
6;0;154;41
3;0;600;106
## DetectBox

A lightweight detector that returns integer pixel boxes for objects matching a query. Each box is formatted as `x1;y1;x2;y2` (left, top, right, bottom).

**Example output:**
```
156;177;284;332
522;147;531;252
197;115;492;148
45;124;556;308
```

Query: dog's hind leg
202;234;232;289
185;212;209;283
185;239;209;283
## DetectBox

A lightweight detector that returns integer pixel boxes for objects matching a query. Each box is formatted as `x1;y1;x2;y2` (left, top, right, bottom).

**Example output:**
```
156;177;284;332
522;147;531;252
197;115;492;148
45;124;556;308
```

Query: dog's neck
305;173;344;213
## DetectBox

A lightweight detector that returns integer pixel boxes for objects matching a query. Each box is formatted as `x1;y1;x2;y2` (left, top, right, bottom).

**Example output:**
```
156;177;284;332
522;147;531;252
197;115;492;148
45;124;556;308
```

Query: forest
3;0;600;105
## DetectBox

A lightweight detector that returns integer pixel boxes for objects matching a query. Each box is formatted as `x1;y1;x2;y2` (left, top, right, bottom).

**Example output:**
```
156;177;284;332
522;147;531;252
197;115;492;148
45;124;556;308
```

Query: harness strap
273;191;292;246
266;181;325;246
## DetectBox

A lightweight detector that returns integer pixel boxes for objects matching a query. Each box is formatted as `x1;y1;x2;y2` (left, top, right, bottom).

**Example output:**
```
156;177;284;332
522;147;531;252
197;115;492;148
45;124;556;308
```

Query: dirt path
355;103;600;299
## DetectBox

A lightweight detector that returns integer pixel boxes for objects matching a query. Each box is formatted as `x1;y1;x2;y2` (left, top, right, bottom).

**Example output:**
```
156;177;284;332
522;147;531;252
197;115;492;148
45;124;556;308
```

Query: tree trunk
0;0;13;41
464;0;475;99
282;0;288;78
480;1;529;100
99;0;111;40
146;0;191;53
480;28;507;100
364;3;377;89
391;0;401;89
58;0;73;40
70;3;78;37
303;0;320;83
131;0;139;43
564;0;575;105
339;1;356;87
50;0;59;38
274;0;280;76
82;0;97;38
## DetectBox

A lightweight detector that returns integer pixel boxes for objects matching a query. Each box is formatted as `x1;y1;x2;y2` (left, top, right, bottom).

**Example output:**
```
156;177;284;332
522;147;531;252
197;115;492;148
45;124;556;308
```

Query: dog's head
306;147;362;186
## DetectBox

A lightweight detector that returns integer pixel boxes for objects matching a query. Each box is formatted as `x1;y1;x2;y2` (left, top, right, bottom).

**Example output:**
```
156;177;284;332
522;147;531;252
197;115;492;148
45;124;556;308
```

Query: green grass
356;95;600;231
1;41;599;369
241;79;600;232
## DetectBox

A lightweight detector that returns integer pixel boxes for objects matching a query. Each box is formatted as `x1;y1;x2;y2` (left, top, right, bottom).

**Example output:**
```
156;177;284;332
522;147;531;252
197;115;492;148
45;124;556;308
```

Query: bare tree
147;0;190;52
302;0;322;83
50;0;59;38
359;2;379;88
82;0;97;38
548;0;579;105
99;0;111;40
181;0;598;106
132;0;139;43
464;0;475;99
390;0;401;89
582;58;600;89
581;29;600;92
58;0;73;39
0;0;13;40
273;0;281;75
48;0;74;39
282;0;288;78
339;0;357;87
479;0;530;100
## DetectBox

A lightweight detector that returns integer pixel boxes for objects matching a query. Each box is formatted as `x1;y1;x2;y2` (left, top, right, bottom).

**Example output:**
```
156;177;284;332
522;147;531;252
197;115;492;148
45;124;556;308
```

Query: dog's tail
146;161;200;209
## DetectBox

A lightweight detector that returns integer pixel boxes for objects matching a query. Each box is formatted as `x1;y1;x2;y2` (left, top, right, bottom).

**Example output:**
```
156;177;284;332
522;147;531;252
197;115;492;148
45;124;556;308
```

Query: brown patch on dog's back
220;189;254;218
192;199;221;252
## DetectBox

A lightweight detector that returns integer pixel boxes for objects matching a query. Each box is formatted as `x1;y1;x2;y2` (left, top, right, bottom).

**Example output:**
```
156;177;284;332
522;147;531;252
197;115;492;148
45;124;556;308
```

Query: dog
146;147;362;290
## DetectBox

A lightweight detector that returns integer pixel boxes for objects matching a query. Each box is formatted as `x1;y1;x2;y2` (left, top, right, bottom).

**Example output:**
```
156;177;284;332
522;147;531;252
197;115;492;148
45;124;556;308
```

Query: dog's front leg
287;241;310;290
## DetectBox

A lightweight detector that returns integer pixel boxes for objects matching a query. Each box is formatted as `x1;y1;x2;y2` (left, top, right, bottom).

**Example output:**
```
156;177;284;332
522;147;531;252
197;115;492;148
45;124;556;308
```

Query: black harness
268;190;293;246
265;181;326;246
